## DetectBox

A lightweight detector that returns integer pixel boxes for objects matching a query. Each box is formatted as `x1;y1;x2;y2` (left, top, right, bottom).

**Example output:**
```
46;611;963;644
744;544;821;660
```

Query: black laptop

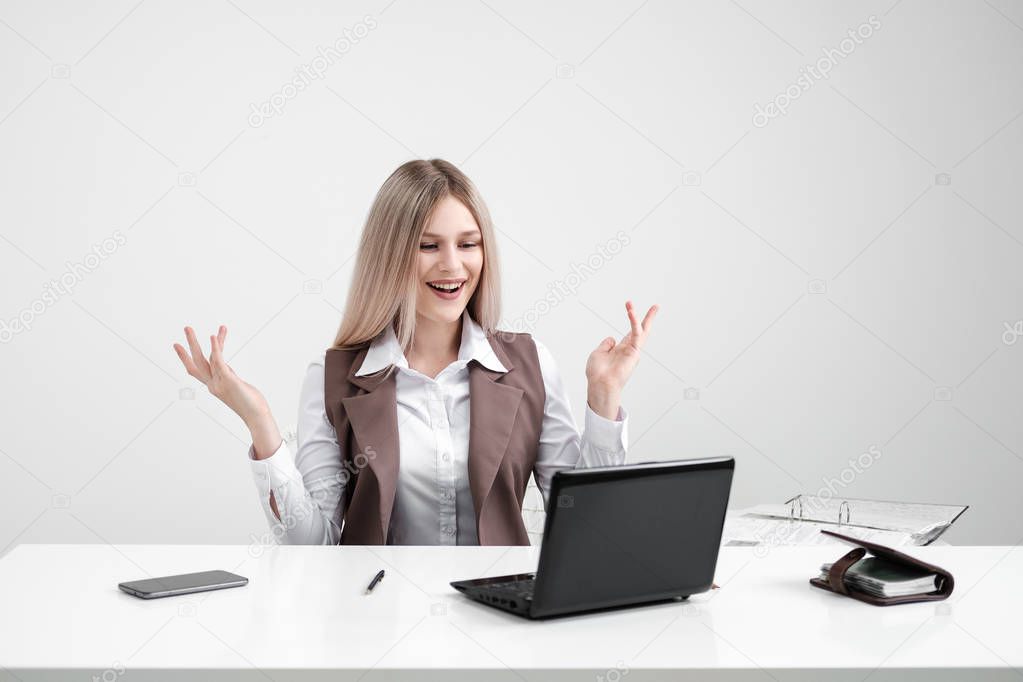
450;456;734;619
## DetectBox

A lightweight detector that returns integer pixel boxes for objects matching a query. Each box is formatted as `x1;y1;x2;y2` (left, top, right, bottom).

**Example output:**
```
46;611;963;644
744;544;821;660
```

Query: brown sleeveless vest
323;330;546;545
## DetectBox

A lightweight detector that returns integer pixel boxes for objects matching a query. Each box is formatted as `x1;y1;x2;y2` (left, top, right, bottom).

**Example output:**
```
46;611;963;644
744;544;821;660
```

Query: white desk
0;543;1019;681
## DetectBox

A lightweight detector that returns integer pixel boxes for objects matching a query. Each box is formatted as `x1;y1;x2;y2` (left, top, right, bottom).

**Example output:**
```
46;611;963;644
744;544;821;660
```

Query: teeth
429;282;462;291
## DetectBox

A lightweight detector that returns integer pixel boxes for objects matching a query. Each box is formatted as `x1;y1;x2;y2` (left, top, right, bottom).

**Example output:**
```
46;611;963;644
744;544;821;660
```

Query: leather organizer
808;529;954;606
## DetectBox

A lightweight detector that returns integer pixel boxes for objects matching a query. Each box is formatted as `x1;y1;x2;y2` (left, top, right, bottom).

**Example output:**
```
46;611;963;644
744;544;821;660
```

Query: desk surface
0;543;1020;681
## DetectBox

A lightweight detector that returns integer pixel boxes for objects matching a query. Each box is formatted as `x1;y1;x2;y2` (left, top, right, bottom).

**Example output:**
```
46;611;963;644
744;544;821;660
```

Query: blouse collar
355;309;508;376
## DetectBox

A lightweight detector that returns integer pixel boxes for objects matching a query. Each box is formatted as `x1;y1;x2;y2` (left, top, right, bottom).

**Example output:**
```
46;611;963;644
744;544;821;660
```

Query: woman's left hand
586;300;660;395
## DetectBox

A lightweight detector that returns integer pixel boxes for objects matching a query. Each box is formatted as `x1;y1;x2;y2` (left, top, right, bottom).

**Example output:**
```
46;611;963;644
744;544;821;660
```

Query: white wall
1;0;1021;554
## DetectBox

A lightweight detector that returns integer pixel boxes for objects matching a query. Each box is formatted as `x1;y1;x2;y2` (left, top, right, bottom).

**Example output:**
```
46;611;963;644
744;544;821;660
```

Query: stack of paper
722;496;968;548
818;557;940;597
722;513;919;547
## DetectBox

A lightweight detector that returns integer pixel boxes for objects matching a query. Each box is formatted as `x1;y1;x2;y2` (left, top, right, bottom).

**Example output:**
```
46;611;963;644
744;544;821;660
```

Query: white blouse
248;311;629;545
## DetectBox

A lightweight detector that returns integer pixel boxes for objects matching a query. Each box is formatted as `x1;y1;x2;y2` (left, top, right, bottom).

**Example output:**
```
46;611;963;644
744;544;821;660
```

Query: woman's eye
420;243;478;250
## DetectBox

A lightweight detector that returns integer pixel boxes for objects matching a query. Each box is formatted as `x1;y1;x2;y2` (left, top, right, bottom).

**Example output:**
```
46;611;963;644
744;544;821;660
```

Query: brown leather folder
808;529;954;606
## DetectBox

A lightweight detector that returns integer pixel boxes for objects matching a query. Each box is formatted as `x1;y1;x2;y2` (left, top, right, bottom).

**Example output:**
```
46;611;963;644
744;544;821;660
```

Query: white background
1;0;1021;554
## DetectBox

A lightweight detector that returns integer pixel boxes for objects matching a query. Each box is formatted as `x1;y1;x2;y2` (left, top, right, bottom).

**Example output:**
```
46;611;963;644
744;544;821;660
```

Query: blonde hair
331;159;502;358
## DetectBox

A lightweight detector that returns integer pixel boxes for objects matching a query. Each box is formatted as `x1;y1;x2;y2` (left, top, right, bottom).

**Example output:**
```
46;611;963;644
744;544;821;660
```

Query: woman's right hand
173;325;270;427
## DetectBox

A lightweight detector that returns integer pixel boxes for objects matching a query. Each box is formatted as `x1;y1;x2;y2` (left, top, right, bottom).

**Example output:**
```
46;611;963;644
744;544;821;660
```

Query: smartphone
118;570;248;599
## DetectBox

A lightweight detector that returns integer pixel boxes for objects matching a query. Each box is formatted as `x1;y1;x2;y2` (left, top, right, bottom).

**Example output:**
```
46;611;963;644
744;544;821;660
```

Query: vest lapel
467;353;523;544
342;351;399;544
337;336;524;545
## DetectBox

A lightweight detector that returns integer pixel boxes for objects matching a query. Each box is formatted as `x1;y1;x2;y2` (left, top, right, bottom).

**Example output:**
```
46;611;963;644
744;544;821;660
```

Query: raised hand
585;300;659;395
173;325;270;426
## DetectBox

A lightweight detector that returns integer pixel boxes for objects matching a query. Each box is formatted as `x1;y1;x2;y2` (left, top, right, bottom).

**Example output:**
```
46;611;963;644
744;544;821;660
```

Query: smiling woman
332;160;502;369
173;158;658;547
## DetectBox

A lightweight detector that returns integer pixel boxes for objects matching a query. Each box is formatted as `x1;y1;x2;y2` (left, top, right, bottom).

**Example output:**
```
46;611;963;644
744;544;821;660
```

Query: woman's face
416;195;484;325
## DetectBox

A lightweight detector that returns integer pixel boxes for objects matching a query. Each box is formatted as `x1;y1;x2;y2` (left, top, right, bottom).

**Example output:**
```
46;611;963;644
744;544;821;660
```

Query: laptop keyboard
479;577;535;602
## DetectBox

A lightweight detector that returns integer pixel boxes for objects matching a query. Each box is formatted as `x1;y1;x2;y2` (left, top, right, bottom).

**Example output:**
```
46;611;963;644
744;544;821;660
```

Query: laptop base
452;573;691;620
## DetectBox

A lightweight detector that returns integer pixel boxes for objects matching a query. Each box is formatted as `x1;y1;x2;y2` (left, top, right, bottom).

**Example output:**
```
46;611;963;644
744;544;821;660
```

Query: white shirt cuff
583;403;629;453
249;440;303;494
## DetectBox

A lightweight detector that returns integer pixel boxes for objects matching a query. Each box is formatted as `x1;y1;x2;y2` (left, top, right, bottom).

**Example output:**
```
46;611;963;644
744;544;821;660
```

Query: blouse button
442;453;450;462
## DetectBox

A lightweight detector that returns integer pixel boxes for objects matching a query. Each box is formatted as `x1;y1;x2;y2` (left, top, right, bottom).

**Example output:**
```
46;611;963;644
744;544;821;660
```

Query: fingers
641;304;659;332
210;333;222;372
626;301;641;339
621;301;659;350
183;326;211;375
212;325;229;374
173;343;198;376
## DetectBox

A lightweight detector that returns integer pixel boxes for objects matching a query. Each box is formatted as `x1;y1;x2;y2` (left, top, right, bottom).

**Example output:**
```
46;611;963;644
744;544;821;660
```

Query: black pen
365;569;385;594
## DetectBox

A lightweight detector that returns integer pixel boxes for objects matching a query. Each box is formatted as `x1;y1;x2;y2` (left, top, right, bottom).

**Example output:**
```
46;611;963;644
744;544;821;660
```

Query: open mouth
427;281;465;294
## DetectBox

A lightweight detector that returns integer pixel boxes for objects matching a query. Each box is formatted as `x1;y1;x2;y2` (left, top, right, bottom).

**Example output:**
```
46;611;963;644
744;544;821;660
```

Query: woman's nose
439;243;460;271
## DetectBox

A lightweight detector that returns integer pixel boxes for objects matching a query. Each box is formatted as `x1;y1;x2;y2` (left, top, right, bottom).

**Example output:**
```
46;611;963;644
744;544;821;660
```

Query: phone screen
120;570;247;597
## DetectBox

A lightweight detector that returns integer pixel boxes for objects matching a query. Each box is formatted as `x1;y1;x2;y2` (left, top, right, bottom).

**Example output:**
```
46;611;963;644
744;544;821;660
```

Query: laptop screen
531;457;734;617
